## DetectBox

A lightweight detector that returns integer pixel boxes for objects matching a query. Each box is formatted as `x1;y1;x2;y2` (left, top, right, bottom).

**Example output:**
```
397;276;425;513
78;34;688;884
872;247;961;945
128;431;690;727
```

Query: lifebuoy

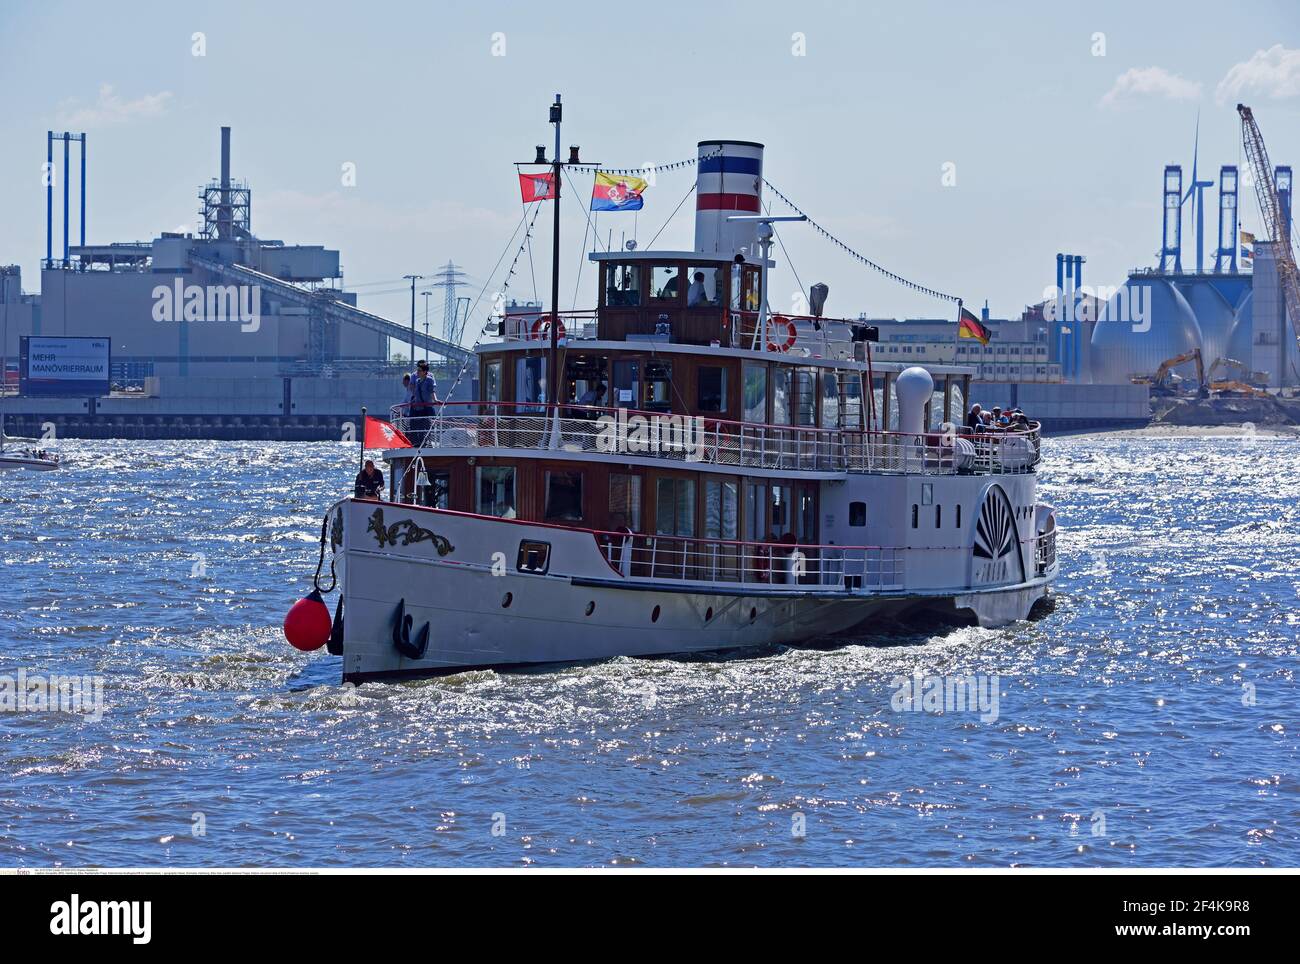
531;315;567;340
766;316;797;352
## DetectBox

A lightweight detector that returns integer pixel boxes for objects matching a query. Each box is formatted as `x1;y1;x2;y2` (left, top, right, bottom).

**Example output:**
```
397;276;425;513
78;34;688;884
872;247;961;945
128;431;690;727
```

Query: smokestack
219;126;232;240
694;140;764;260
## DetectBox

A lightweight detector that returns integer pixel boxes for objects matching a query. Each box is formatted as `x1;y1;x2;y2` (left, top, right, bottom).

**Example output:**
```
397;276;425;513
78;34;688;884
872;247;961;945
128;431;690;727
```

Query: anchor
390;598;430;660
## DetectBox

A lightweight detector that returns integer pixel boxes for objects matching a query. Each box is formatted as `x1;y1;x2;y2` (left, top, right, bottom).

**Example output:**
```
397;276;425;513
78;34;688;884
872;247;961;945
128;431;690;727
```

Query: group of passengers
963;403;1032;433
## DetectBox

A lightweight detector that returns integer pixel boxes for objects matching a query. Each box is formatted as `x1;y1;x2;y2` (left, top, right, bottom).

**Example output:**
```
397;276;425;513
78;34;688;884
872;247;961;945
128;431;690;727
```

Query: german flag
958;306;991;345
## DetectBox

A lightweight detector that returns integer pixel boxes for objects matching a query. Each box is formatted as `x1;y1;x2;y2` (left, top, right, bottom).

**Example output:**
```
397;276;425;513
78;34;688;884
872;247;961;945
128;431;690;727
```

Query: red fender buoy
284;589;332;652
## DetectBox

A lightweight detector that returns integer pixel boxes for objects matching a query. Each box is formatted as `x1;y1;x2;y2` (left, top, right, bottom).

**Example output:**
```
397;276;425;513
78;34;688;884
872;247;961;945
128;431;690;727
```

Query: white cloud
1100;67;1202;109
1215;45;1300;105
55;84;172;128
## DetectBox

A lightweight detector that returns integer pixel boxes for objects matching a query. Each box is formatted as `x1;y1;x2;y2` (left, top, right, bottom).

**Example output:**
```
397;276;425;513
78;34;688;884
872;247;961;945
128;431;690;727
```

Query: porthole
705;606;713;622
585;601;596;617
501;592;513;608
651;605;661;623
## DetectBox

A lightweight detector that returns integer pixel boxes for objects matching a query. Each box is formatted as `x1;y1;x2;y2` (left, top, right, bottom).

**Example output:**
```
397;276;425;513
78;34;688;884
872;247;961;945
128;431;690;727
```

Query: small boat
0;415;61;471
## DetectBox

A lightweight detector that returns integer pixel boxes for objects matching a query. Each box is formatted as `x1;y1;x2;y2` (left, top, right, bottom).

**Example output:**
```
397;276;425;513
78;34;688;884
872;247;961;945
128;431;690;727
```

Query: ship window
911;504;918;529
704;479;739;539
642;360;672;413
794;369;816;426
517;540;550;574
697;366;727;413
772;366;792;425
935;504;942;528
612;359;640;407
650;265;682;302
743;363;767;423
416;466;450;509
821;371;840;428
483;360;502;406
606;262;642;307
609;473;642;531
477;466;516;518
840;373;863;431
515;357;546;413
956;504;962;528
687;266;723;308
849;501;866;527
655;477;696;537
544;470;584;522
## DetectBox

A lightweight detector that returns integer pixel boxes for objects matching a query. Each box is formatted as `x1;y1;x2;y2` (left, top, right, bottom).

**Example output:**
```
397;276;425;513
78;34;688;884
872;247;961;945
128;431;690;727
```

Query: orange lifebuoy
531;315;567;341
766;316;797;352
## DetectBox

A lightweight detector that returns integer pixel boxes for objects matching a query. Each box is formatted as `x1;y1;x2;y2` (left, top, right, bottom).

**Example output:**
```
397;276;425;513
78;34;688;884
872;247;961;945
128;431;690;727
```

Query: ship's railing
390;402;1041;476
499;310;600;343
595;531;904;591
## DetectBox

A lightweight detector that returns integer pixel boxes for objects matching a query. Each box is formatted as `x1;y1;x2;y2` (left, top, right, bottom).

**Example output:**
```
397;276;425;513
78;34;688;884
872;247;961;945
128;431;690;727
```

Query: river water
1;435;1296;867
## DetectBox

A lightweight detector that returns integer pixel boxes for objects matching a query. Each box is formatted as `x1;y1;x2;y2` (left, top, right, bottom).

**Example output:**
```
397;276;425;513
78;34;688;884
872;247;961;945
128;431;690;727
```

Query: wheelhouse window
515;357;546;412
650;265;682;303
544;470;584;522
840;372;863;431
655;477;696;537
742;362;767;423
687;266;723;308
609;473;642;531
732;265;760;313
697;365;727;414
477;466;516;518
606;262;642;307
704;479;738;539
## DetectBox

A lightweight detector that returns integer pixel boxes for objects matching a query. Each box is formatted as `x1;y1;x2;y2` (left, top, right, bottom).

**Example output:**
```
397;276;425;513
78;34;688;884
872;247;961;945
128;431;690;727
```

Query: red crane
1237;103;1300;362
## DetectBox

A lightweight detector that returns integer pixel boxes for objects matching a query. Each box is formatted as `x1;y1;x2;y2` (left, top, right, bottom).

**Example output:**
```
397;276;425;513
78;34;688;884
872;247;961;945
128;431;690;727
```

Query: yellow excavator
1131;348;1209;397
1207;357;1271;397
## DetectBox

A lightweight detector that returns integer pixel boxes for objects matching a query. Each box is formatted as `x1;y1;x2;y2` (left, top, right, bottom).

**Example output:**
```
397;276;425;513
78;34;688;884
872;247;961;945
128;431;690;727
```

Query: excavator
1131;348;1209;397
1207;357;1271;397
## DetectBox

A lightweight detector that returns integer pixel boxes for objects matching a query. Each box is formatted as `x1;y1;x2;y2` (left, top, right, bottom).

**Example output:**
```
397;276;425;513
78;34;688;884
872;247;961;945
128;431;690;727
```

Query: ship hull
328;499;1055;682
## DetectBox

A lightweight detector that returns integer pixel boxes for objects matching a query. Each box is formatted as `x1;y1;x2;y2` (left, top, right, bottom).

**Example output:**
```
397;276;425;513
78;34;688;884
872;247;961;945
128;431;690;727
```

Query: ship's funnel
219;126;232;241
694;140;764;260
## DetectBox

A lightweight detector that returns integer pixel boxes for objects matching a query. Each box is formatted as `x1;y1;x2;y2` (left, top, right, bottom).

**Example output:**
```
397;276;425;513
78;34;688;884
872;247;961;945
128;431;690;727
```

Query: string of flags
761;176;963;306
516;147;722;209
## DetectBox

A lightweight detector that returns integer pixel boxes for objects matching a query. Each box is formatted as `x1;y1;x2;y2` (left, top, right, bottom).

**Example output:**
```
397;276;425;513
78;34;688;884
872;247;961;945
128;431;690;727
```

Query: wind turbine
1182;112;1214;273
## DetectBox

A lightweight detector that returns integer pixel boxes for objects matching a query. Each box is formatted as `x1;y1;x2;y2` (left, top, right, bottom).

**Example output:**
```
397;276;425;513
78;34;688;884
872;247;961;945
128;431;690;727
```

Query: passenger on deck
354;459;384;499
965;404;983;432
410;360;438;417
687;271;711;307
401;374;415;417
577;382;607;408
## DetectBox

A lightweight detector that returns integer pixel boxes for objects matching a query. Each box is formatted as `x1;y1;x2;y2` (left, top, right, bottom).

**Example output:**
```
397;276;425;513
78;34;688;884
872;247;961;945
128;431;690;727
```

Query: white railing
594;532;904;592
1035;527;1057;576
390;402;1041;477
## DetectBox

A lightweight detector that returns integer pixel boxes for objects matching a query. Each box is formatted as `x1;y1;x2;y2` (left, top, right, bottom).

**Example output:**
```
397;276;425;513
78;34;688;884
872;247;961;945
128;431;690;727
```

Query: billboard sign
19;336;111;397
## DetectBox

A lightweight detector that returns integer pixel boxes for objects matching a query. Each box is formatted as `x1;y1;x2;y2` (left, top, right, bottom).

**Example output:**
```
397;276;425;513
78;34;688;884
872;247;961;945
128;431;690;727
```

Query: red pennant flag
518;171;556;203
364;415;412;449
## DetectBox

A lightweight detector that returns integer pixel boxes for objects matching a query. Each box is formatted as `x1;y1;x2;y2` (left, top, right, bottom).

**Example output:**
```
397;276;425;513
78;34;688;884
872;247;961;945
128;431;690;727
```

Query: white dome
895;367;933;435
1090;277;1203;384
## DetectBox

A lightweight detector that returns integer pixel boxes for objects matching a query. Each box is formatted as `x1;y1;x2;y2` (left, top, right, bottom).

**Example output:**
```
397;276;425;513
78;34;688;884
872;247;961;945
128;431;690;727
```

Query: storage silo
1223;288;1255;363
1089;274;1203;384
1178;279;1236;368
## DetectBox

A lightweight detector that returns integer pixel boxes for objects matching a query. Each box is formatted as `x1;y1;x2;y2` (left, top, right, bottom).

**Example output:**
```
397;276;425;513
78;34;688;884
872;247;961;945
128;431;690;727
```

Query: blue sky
1;0;1298;332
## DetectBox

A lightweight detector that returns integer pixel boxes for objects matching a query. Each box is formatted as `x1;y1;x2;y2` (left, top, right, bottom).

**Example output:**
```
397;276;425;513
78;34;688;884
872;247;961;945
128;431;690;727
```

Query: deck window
477;466;516;519
415;463;450;509
606;262;642;307
643;360;672;413
515;357;546;412
794;368;816;427
655;477;696;537
742;363;767;423
612;359;639;408
840;373;863;431
772;366;792;425
821;371;840;428
849;501;867;527
704;479;739;539
544;470;584;522
609;473;642;531
697;366;727;413
484;360;502;407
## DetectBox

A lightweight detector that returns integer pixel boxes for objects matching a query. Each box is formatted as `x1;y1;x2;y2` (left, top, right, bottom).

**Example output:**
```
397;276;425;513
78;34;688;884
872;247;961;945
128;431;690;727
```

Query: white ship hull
327;497;1057;682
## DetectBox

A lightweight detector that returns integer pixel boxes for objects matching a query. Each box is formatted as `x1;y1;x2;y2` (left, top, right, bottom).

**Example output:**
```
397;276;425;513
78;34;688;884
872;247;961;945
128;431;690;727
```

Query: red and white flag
518;171;556;203
364;415;412;449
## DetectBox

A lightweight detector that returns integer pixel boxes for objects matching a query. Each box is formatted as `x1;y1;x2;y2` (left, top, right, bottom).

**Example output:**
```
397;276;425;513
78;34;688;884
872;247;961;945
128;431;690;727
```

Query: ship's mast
547;94;562;407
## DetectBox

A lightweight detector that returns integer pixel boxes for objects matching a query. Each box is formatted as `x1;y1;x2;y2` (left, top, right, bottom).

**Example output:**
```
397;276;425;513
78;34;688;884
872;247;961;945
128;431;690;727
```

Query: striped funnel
694;140;764;260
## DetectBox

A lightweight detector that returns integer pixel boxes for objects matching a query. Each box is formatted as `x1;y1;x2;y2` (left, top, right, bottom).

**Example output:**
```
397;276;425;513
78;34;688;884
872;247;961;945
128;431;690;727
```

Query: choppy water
1;435;1296;867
